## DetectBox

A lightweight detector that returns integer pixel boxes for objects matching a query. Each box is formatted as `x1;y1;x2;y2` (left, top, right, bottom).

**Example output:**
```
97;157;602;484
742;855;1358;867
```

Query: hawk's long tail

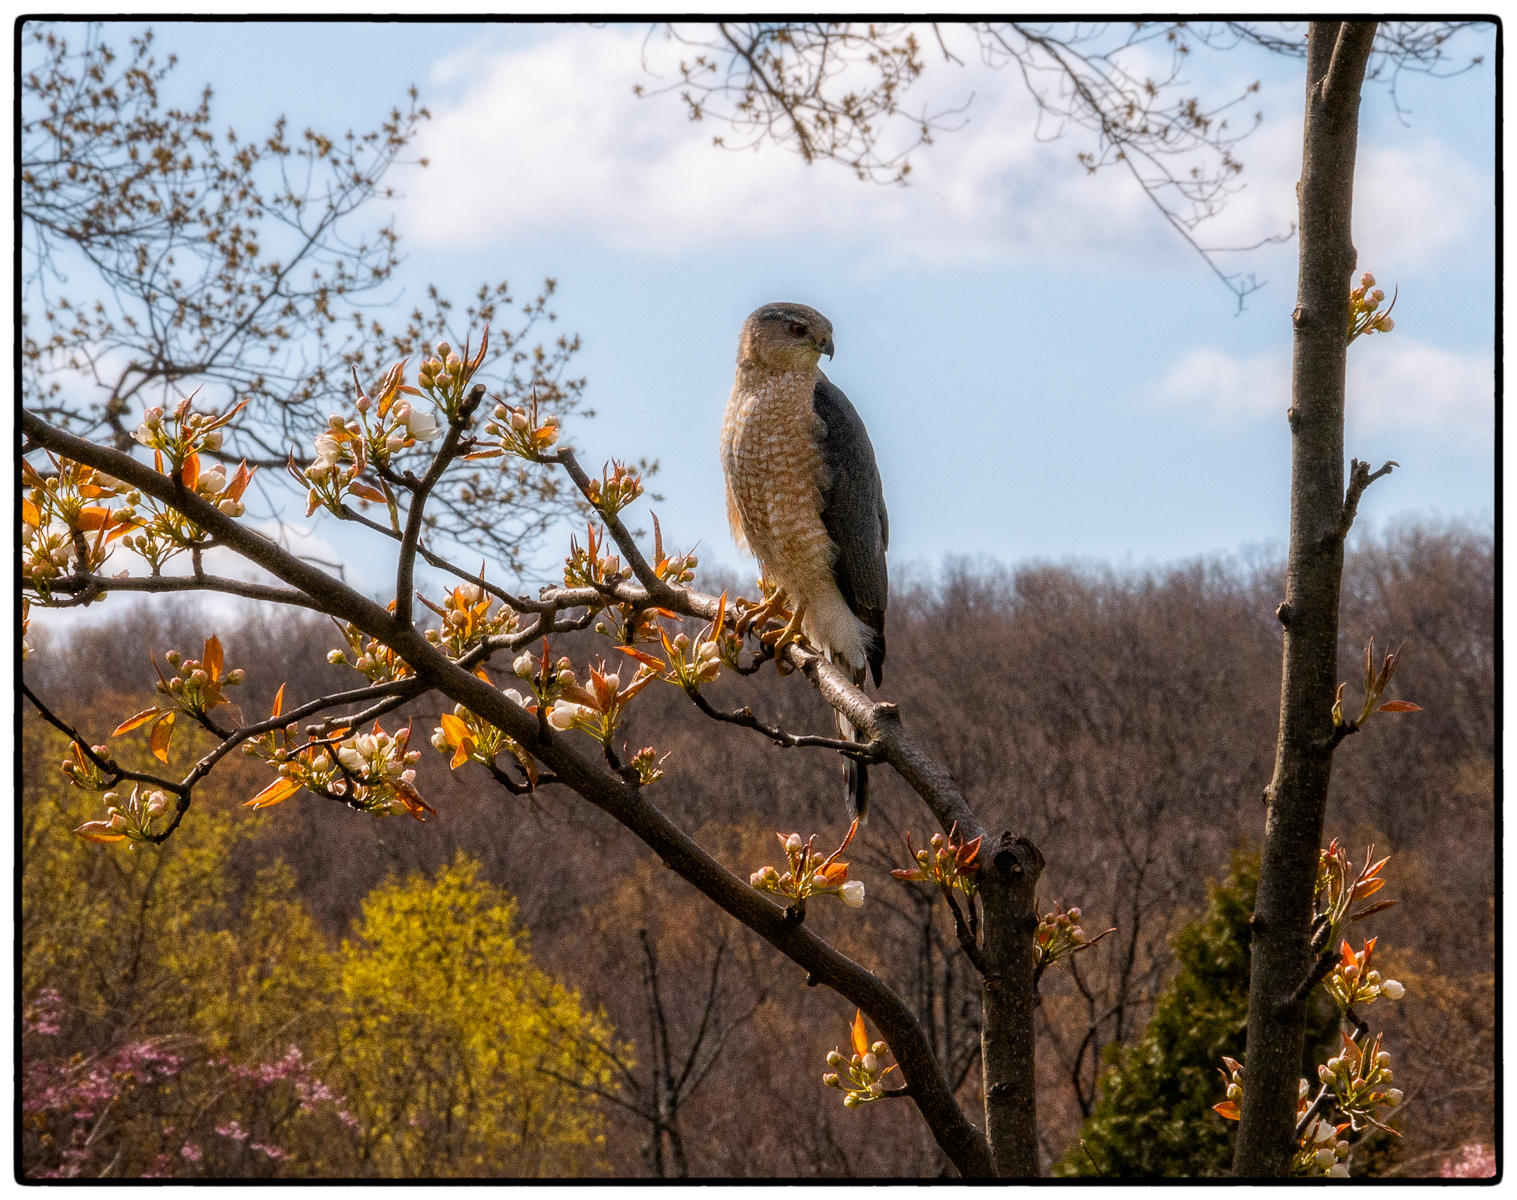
838;663;868;824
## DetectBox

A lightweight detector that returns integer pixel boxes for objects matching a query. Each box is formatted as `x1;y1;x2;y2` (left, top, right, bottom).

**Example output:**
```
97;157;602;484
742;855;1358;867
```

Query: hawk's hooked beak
817;334;835;360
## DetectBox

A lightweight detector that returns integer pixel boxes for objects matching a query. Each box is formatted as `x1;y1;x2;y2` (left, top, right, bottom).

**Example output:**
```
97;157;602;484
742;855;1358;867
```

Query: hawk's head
738;302;835;371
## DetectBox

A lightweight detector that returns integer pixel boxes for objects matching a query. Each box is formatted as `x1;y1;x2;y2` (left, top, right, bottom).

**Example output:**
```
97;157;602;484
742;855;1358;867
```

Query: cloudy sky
33;19;1500;607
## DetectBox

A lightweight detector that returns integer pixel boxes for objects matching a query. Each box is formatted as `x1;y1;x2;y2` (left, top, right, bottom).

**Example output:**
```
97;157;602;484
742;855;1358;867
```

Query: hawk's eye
787;320;807;338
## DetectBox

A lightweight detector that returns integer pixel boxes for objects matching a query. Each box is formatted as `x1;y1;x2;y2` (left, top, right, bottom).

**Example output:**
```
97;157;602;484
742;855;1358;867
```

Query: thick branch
23;411;995;1177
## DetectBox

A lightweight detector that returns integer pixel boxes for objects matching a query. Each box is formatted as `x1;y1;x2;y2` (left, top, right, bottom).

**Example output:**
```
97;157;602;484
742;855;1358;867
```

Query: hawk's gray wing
813;377;888;685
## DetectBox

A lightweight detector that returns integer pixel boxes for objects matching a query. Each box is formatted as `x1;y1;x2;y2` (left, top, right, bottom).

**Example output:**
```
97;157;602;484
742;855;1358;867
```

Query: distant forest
21;520;1494;1177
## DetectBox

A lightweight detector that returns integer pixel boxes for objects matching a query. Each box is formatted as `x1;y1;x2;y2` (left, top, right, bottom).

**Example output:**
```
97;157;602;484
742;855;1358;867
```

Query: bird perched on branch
720;302;889;822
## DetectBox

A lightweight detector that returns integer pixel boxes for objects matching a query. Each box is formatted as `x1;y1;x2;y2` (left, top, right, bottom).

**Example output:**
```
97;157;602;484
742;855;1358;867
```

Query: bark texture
1233;19;1378;1178
979;834;1044;1176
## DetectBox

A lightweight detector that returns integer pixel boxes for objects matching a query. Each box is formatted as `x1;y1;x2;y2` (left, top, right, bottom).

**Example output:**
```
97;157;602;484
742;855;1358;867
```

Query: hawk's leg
760;603;809;674
734;580;789;637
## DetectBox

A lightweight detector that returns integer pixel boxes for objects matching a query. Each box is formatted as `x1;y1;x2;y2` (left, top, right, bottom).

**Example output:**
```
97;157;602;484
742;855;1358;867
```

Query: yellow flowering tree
334;854;620;1177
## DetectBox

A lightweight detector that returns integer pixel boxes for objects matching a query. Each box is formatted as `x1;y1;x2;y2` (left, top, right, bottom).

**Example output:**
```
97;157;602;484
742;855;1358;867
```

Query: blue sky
27;19;1499;608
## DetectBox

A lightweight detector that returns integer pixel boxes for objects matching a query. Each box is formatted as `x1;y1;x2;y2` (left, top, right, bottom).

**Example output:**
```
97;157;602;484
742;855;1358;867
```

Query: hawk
720;302;889;822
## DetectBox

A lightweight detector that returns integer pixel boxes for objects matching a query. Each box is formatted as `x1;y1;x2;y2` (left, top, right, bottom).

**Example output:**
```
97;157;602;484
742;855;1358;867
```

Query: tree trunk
979;833;1043;1176
1233;19;1378;1178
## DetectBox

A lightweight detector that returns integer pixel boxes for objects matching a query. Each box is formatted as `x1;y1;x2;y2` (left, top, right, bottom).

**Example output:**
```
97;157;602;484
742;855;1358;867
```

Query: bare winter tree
20;21;599;572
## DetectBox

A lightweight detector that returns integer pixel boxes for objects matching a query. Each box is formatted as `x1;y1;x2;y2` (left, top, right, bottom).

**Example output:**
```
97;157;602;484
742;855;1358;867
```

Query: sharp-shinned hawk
720;302;889;822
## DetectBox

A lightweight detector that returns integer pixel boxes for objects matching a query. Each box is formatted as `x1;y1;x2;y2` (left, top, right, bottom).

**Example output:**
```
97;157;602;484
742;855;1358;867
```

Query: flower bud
1361;271;1375;288
1384;1087;1402;1106
436;342;452;359
431;728;449;753
327;649;346;664
842;1093;860;1109
1315;1148;1336;1168
1318;1063;1334;1084
840;880;866;908
823;1072;840;1088
1381;979;1404;999
1327;1163;1349;1179
826;1051;847;1070
785;833;803;855
513;652;536;678
166;650;182;667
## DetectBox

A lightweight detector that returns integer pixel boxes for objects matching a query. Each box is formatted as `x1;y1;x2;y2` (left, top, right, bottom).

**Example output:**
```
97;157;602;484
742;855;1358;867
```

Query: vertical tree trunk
979;834;1044;1176
1233;19;1378;1178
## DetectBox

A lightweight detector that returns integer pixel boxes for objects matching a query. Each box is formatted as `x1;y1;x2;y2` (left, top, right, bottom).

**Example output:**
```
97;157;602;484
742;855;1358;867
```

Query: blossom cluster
73;783;175;844
478;393;561;462
432;693;540;788
823;1010;898;1108
419;581;518;658
110;636;246;763
1325;936;1405;1011
1347;271;1396;342
585;460;644;518
414;333;489;417
326;616;414;684
750;821;865;910
22;457;139;589
245;711;433;822
890;824;982;901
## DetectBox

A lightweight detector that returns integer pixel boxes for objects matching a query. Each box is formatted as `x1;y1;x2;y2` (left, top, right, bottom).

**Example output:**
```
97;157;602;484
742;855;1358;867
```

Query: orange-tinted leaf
615;645;665;670
449;739;473;770
439;712;471;747
75;505;113;531
1377;700;1422;713
203;635;223;681
393;779;436;821
473;665;493;683
226;461;253;502
271;682;286;718
821;861;850;883
149;712;176;763
74;821;128;844
348;481;387;503
181;452;201;489
112;706;162;736
21;497;42;528
245;775;302;809
620;671;657;702
1349;899;1397;921
1351;877;1386;901
851;1009;869;1058
1213;1101;1241;1121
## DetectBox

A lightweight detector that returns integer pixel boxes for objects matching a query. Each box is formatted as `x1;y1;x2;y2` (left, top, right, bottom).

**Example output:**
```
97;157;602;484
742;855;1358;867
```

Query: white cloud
1150;338;1494;446
1347;337;1494;445
1147;347;1290;423
396;25;1244;267
394;24;1490;274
